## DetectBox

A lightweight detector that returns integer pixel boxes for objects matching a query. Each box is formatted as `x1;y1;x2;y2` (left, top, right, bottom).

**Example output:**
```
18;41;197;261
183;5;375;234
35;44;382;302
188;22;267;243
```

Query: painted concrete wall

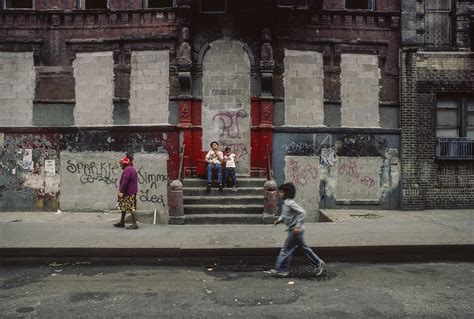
0;129;179;219
0;52;35;126
273;131;401;210
283;50;324;126
59;152;169;219
73;52;115;125
284;156;320;222
340;54;380;128
201;40;251;174
129;50;170;124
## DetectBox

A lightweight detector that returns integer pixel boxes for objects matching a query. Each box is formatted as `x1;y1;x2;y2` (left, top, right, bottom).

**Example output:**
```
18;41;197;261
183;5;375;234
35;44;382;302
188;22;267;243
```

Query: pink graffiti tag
287;159;318;189
338;157;360;179
360;176;376;188
212;109;248;138
338;158;376;188
220;142;248;159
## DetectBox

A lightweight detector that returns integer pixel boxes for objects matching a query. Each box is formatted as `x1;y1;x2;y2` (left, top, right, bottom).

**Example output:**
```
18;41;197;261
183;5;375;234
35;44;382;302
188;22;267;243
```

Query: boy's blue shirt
277;199;306;230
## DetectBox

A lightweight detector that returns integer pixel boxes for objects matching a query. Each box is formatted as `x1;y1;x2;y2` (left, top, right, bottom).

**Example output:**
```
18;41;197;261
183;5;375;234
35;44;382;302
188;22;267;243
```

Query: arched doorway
201;39;251;175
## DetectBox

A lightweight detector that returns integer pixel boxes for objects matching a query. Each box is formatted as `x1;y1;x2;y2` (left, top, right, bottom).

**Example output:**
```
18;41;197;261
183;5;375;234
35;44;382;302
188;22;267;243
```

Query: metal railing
178;144;185;182
436;138;474;160
266;144;274;181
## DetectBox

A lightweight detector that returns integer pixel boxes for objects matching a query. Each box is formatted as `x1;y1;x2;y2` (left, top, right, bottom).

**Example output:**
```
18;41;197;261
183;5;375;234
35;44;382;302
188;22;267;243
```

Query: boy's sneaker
206;183;211;192
315;261;325;276
218;184;223;192
233;183;239;188
264;269;289;277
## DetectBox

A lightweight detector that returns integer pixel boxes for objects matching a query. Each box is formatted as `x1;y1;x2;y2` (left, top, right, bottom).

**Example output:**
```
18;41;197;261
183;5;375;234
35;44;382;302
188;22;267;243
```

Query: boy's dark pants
224;167;237;186
274;230;323;272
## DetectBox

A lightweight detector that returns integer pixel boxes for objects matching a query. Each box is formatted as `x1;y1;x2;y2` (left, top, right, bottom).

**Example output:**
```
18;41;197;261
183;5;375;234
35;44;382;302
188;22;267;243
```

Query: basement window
146;0;175;8
345;0;375;10
78;0;109;9
5;0;34;9
200;0;226;13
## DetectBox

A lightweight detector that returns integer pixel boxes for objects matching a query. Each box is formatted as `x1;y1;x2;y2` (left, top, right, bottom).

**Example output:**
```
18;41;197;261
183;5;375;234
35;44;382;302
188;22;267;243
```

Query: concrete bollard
169;179;185;225
263;180;278;223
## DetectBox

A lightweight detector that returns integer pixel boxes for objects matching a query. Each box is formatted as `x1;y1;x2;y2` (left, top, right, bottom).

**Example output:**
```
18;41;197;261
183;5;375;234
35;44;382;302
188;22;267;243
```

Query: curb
1;245;473;264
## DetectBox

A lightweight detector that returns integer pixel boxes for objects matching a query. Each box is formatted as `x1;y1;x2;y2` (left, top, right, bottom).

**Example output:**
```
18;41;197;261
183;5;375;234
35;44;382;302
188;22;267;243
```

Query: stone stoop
183;177;266;224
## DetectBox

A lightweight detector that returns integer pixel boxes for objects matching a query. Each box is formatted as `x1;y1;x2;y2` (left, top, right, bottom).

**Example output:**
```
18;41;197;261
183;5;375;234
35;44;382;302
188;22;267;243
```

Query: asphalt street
0;262;473;318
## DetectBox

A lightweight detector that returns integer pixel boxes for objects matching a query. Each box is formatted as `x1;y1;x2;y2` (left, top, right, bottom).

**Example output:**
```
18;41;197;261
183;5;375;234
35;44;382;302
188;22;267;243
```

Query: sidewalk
0;209;472;262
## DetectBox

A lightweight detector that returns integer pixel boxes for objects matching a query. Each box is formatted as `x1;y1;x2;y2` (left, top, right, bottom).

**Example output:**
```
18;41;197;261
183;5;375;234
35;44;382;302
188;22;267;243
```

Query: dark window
345;0;375;10
200;0;226;13
436;95;474;160
436;95;474;138
147;0;175;8
84;0;108;9
425;0;452;47
5;0;33;8
277;0;309;8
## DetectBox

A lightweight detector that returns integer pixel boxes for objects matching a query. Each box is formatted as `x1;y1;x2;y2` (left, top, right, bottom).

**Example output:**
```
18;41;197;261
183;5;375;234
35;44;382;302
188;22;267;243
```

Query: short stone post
263;180;278;223
169;180;184;225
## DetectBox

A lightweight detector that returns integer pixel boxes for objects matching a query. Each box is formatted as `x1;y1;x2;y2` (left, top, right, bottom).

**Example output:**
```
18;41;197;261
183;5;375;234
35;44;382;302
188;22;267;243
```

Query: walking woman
114;157;139;229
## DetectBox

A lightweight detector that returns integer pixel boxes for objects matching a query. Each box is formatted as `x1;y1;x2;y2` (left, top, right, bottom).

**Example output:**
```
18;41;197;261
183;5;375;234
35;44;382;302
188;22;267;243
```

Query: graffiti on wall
320;146;337;167
287;158;318;189
66;160;119;187
337;134;387;157
337;157;376;188
60;151;170;212
219;142;248;159
212;108;248;139
336;156;382;201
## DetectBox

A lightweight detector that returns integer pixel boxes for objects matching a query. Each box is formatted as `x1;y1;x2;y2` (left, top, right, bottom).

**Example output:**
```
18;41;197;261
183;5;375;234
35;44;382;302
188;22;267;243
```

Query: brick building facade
0;0;405;215
401;0;474;209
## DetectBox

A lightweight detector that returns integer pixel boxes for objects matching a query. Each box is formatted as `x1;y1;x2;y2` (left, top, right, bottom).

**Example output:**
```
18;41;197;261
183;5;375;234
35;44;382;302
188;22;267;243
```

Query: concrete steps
182;177;266;224
184;214;264;224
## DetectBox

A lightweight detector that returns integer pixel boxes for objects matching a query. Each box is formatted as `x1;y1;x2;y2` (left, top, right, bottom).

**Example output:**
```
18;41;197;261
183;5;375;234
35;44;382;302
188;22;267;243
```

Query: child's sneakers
206;183;211;192
264;269;289;277
315;261;325;276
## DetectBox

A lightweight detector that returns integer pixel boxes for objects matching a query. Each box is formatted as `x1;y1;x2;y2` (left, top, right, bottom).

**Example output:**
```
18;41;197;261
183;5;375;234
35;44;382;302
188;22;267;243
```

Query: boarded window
147;0;175;8
345;0;374;10
200;0;226;13
113;101;130;125
33;103;75;127
5;0;33;8
425;0;451;47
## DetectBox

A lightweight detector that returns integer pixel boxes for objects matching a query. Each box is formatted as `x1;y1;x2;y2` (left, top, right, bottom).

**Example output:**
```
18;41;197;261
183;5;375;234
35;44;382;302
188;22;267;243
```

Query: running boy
266;182;325;277
223;147;238;187
205;141;224;192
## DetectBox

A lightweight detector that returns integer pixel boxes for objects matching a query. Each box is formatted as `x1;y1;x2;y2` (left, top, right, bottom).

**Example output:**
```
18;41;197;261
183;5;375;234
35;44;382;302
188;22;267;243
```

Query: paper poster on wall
21;149;34;170
45;160;56;176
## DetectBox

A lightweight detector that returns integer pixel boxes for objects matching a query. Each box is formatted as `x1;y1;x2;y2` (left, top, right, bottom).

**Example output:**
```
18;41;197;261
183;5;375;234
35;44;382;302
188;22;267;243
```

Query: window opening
200;0;226;13
436;95;474;160
345;0;375;10
5;0;33;9
146;0;175;8
425;0;452;47
79;0;108;9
